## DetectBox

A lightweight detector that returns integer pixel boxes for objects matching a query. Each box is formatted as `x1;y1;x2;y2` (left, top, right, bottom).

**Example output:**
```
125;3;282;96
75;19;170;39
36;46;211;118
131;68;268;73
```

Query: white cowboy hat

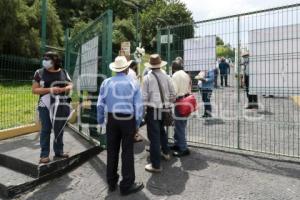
194;71;206;80
241;51;250;57
109;56;132;72
144;54;167;69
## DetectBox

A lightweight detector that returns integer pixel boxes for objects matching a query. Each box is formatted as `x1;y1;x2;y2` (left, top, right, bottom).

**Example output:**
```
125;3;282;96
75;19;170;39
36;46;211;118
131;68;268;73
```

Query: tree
216;36;235;60
0;0;63;57
140;0;193;52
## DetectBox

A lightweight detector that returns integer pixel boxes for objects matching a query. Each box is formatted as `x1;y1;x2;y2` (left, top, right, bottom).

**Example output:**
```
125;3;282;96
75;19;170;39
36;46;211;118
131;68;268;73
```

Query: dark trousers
146;108;170;169
244;75;258;105
220;74;228;86
38;106;64;158
200;89;212;115
106;113;135;190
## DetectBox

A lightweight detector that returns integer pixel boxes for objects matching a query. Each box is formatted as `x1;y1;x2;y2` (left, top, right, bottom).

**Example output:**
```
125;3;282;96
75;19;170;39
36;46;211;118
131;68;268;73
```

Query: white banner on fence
248;24;300;96
73;36;99;92
183;36;216;71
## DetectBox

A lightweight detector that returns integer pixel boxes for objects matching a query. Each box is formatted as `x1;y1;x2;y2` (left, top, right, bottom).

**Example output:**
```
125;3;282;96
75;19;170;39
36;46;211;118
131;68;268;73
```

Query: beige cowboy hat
109;56;132;72
241;51;250;57
194;71;206;80
144;54;167;69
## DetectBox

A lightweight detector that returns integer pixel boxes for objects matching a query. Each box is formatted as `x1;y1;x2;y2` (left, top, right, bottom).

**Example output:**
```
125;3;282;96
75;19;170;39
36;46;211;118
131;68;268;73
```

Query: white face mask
42;60;53;69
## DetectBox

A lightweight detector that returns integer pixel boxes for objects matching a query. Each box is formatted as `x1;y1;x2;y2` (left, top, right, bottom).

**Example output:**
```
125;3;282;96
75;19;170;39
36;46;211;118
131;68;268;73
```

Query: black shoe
108;184;117;192
245;105;253;109
169;145;180;151
120;182;144;196
173;149;190;157
252;105;259;109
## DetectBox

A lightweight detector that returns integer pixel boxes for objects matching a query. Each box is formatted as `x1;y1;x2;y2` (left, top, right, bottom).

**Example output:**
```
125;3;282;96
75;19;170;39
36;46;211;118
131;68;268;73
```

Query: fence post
64;28;70;71
167;27;171;74
78;39;83;133
237;16;241;149
41;0;47;55
157;28;161;54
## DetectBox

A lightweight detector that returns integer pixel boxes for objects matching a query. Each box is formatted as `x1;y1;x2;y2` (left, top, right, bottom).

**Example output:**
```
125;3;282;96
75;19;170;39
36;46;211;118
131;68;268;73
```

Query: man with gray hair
171;59;191;157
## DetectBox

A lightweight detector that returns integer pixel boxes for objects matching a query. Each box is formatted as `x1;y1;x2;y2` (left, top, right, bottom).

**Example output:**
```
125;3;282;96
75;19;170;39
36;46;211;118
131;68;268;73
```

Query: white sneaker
145;164;162;173
161;153;171;161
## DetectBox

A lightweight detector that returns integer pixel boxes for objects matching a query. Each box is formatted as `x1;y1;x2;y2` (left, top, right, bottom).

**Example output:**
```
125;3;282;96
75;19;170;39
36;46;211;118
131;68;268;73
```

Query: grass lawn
0;82;38;130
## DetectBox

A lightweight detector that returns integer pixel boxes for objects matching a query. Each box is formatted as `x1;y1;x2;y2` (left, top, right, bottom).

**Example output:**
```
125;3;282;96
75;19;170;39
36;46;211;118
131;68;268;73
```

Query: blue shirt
198;69;215;90
97;73;143;128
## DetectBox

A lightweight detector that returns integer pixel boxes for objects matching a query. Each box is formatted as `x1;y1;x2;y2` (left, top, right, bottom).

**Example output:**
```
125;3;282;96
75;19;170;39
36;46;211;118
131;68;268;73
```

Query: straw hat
241;51;250;57
109;56;132;72
194;71;206;80
144;54;167;69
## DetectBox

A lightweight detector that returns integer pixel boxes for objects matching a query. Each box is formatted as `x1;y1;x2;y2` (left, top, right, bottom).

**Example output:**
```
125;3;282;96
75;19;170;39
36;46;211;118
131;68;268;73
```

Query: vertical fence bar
64;29;70;71
167;27;171;74
237;16;241;149
157;28;161;54
41;0;47;55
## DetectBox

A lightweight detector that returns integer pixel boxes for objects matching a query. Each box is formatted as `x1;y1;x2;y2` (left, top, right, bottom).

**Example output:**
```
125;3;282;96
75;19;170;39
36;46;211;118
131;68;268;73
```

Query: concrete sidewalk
10;128;300;200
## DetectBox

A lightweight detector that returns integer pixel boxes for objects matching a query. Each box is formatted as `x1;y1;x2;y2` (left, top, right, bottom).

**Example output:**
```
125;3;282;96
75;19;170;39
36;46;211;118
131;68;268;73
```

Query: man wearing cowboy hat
97;56;144;195
241;52;258;109
142;54;176;173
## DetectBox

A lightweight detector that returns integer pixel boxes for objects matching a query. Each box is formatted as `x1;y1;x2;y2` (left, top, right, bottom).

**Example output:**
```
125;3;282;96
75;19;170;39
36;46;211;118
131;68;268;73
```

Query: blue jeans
174;108;188;151
38;106;64;158
200;89;212;115
146;108;170;169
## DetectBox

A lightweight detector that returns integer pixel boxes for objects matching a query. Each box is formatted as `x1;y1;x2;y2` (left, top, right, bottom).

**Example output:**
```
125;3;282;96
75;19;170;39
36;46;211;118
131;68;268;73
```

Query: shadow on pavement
146;149;208;196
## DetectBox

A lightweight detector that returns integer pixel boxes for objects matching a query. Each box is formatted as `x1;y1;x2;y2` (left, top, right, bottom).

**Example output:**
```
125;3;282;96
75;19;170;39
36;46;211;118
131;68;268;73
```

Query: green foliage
140;0;193;52
0;0;63;57
216;37;235;59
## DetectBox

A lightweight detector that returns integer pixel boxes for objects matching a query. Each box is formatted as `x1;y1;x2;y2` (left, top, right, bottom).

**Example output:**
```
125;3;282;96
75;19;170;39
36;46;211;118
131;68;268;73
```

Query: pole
41;0;47;55
237;16;241;149
167;27;171;74
136;6;139;48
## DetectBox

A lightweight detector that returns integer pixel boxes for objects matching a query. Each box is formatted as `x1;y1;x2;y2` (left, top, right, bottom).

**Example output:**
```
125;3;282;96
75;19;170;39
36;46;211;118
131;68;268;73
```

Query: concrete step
0;126;102;198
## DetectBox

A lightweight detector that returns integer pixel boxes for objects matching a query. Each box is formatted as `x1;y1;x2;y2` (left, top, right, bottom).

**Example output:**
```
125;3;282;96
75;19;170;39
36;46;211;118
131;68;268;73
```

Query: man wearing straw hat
143;54;176;173
97;56;144;195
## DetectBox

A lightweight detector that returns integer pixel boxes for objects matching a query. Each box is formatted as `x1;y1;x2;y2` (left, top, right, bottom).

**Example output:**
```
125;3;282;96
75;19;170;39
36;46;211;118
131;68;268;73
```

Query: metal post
167;27;171;74
41;0;47;55
64;29;70;70
237;16;241;149
157;28;161;54
78;43;82;133
136;7;139;48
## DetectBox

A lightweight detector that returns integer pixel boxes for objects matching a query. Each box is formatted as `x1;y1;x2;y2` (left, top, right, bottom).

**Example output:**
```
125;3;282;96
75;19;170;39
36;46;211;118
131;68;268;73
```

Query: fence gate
65;10;113;146
157;4;300;159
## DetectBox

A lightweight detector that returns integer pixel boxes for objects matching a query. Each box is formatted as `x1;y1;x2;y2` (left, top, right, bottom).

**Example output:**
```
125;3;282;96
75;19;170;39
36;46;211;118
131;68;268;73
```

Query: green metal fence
158;4;300;159
65;10;113;144
0;55;40;130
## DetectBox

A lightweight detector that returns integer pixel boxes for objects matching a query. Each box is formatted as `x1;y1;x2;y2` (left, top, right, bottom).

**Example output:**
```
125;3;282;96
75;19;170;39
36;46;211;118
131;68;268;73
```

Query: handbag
152;72;174;126
175;94;198;117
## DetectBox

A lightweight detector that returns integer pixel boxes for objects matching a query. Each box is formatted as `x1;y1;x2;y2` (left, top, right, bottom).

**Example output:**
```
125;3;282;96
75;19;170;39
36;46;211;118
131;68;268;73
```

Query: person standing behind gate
195;68;215;118
143;54;176;173
97;56;144;195
171;60;191;157
241;52;258;109
219;57;230;87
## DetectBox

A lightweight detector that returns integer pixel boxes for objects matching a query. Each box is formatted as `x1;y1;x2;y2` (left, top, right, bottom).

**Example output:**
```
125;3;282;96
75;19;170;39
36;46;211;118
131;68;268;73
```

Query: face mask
42;60;53;69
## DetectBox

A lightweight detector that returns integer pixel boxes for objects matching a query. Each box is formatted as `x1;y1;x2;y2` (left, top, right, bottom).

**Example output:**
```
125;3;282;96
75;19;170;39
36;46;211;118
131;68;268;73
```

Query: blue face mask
42;60;53;69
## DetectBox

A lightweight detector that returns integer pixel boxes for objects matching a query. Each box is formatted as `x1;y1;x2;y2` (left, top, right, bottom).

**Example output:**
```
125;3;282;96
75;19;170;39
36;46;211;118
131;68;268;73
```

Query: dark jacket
219;61;230;75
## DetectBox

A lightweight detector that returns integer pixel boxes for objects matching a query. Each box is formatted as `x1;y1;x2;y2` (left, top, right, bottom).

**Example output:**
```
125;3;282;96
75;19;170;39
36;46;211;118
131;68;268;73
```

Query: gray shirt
142;69;176;108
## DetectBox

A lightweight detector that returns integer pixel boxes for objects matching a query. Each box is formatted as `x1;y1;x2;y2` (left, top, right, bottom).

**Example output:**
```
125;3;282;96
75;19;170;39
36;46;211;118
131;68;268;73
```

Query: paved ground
185;73;300;157
4;127;300;200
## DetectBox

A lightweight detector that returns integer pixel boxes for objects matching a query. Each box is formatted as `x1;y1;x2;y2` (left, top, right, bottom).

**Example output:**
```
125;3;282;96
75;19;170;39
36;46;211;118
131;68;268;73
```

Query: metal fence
65;10;112;144
0;55;40;130
157;4;300;159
